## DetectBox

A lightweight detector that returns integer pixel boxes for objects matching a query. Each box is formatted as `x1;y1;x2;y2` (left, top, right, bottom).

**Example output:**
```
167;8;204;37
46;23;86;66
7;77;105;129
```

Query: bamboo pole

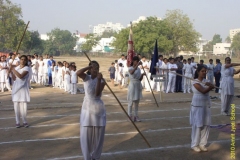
83;52;151;148
140;67;160;107
8;21;30;75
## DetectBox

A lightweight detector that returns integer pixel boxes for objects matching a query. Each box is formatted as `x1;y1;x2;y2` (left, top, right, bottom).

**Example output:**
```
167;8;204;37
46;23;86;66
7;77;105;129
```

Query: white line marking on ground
0;106;221;120
46;139;240;160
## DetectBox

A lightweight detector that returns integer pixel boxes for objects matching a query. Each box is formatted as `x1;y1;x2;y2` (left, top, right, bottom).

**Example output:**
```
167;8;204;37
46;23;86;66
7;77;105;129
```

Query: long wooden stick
140;67;159;107
8;21;30;76
83;52;151;148
164;69;221;89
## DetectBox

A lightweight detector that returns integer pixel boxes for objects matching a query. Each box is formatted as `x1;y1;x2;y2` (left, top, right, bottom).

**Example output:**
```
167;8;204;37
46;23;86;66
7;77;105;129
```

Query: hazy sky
11;0;240;40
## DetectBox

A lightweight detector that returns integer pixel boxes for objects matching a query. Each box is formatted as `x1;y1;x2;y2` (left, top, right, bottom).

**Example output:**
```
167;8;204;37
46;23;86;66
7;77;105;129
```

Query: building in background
74;33;87;52
92;37;116;52
127;16;161;27
213;43;231;55
230;28;240;42
93;22;124;36
40;34;49;40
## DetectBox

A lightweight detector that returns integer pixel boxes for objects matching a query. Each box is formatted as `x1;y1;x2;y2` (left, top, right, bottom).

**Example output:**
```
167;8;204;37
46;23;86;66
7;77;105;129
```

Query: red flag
127;27;136;67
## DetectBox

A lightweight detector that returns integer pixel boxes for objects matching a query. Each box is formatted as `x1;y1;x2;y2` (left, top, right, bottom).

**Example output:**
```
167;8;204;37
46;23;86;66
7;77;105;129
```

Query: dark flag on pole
127;24;135;67
150;40;159;80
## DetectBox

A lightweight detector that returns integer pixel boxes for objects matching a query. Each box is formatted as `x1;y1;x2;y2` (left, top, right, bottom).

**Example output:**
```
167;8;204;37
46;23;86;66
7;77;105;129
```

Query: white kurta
190;79;211;127
220;64;234;95
80;75;106;126
0;62;8;82
127;67;142;101
12;66;30;102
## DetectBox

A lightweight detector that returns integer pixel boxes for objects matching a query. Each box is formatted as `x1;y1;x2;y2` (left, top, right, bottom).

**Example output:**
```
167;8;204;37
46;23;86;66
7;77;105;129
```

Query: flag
127;26;135;67
150;40;158;79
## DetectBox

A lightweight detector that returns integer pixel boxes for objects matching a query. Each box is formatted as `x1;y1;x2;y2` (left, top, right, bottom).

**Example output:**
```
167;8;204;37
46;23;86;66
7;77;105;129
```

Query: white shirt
207;63;215;75
8;58;19;66
70;70;77;83
191;62;197;73
183;63;193;74
168;63;178;76
118;58;125;67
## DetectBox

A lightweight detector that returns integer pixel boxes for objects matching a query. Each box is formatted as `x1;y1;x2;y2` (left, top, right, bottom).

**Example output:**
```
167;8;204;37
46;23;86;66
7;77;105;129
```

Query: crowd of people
2;51;240;159
0;53;79;94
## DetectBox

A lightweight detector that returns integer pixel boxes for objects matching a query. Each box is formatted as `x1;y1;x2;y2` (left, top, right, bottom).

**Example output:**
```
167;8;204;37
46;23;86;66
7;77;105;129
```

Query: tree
231;32;240;58
164;9;201;56
212;34;222;45
81;33;99;52
112;16;173;56
100;30;117;38
225;36;231;43
45;28;77;55
0;0;30;52
23;31;44;54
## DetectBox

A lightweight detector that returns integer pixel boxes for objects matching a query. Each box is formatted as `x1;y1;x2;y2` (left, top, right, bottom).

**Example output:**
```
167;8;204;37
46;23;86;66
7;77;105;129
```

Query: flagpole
83;52;151;148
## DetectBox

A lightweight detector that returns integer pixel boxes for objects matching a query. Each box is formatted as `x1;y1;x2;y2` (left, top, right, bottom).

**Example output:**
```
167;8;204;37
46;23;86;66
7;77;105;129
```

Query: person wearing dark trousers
214;59;221;93
175;57;183;92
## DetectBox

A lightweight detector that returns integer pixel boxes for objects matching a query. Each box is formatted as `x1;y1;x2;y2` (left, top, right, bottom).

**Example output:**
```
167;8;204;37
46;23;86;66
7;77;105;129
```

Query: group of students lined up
0;53;78;94
109;54;223;93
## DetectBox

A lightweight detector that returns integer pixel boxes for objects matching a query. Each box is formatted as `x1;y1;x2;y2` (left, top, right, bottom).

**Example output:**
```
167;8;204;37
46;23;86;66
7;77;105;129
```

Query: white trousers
71;83;77;94
166;74;176;93
207;73;214;84
31;70;38;83
38;75;44;85
64;79;71;92
80;126;105;160
184;74;192;92
191;125;209;148
52;75;57;87
221;94;234;113
128;100;140;117
43;73;49;85
122;71;129;87
14;102;27;124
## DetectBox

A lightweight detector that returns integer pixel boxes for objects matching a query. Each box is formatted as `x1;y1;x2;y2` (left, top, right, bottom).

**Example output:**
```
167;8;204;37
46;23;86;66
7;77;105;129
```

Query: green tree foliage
113;17;173;56
113;10;200;56
24;31;44;54
45;28;77;55
231;32;240;58
225;36;231;43
164;9;201;56
100;30;117;38
203;34;222;52
81;33;99;52
211;34;222;45
0;0;30;52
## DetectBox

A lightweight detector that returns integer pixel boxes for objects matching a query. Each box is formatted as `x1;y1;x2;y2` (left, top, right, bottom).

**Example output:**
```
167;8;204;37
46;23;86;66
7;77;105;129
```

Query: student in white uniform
182;59;187;92
206;59;215;84
139;56;149;89
0;56;11;92
37;56;44;85
166;58;178;93
11;55;30;128
127;56;145;122
183;58;193;93
191;57;197;78
70;65;77;94
51;61;58;88
31;55;38;83
190;65;214;152
160;58;168;92
114;60;118;82
64;62;71;93
43;54;49;86
77;60;106;160
57;62;64;89
156;55;163;92
117;63;124;89
220;57;240;115
8;54;20;85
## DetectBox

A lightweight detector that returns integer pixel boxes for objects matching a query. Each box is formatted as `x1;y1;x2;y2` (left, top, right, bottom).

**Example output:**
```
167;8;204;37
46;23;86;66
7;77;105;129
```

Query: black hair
183;59;186;62
209;59;213;61
87;60;99;75
194;65;207;79
179;55;183;60
158;55;163;58
115;60;118;63
216;59;220;63
119;63;123;67
225;57;231;61
111;62;114;65
130;56;140;66
142;56;146;58
200;60;204;63
187;58;191;61
20;55;28;66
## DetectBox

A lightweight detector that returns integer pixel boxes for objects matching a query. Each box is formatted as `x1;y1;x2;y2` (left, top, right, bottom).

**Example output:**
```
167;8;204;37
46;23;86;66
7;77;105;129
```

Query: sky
11;0;240;40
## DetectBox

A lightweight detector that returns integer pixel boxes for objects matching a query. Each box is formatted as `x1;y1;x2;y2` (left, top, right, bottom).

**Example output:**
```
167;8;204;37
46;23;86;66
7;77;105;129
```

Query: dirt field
0;56;239;160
